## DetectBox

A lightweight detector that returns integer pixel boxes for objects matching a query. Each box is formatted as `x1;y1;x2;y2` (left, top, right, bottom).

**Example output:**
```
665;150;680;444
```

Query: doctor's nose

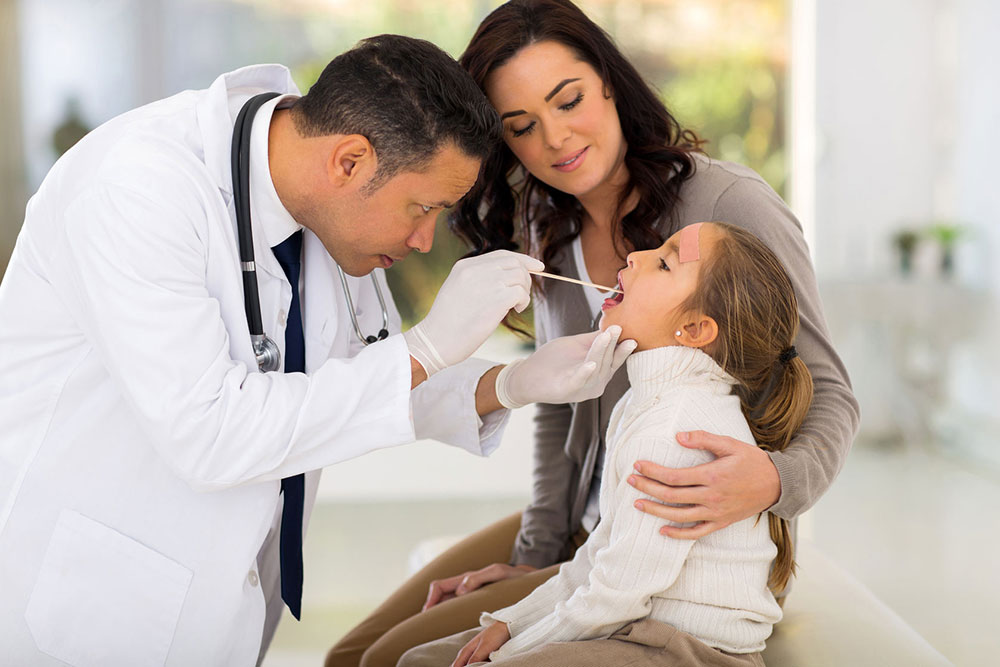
407;216;436;254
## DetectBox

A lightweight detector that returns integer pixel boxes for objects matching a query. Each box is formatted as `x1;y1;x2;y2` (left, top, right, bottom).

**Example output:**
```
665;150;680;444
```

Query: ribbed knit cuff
766;449;799;520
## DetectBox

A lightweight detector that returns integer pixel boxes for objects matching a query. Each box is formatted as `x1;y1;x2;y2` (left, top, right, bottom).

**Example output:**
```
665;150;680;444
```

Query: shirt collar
249;94;302;249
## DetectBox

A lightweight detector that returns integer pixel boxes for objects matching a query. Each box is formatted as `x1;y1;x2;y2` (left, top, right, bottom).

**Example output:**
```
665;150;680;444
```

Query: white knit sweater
483;346;783;657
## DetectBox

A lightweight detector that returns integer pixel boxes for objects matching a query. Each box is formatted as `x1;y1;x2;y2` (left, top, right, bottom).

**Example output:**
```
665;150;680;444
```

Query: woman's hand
423;563;536;611
628;430;782;539
451;622;511;667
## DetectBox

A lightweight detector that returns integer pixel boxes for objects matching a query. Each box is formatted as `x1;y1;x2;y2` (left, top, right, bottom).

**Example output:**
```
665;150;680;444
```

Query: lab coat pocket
25;509;193;667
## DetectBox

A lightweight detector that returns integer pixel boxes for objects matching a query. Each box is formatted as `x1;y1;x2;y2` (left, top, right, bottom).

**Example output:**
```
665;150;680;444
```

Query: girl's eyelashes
659;257;671;271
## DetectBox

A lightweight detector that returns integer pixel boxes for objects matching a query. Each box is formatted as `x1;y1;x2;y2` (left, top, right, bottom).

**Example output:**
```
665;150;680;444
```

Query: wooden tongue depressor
529;270;623;294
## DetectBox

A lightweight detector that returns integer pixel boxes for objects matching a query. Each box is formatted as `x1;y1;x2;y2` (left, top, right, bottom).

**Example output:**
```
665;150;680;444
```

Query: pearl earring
675;330;682;337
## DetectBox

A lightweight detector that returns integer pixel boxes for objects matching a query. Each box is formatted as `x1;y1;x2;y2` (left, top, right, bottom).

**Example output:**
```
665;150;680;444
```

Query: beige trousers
326;512;578;667
398;619;766;667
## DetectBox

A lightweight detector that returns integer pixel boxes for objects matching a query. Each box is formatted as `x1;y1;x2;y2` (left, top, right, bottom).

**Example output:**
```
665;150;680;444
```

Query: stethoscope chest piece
252;333;282;373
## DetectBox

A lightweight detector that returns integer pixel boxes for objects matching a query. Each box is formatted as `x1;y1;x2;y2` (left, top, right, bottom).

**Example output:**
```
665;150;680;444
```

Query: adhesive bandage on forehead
678;222;703;263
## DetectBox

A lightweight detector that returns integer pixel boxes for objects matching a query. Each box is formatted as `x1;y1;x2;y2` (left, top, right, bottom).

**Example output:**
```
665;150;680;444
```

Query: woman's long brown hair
683;222;814;593
452;0;702;283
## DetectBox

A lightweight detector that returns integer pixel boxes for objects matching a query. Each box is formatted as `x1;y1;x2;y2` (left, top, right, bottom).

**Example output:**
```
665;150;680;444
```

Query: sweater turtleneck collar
625;345;737;403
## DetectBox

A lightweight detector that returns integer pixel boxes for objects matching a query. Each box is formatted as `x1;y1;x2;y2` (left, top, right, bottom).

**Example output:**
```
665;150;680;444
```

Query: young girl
398;221;814;667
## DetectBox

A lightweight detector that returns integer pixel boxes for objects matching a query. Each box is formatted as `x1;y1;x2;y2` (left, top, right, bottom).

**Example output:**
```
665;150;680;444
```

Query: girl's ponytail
751;353;814;453
752;354;813;593
681;222;816;595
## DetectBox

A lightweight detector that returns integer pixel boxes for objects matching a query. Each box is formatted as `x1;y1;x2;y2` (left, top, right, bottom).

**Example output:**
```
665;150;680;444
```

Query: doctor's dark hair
452;0;703;281
292;34;502;193
682;222;814;595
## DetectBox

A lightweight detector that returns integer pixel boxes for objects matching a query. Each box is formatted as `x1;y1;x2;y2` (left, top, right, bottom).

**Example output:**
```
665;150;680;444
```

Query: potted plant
927;222;965;278
892;228;920;276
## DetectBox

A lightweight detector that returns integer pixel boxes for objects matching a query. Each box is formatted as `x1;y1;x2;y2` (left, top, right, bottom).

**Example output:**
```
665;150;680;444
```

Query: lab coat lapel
301;230;338;372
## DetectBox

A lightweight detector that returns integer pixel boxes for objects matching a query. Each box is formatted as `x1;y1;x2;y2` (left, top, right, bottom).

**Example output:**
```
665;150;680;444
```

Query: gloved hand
494;325;637;409
403;250;544;377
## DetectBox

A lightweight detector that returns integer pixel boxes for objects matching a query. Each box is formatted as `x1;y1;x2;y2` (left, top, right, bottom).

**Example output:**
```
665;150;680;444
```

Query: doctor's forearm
475;365;505;416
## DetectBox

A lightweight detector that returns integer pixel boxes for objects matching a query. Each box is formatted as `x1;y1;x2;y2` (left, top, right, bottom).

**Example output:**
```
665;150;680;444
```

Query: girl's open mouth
601;275;625;310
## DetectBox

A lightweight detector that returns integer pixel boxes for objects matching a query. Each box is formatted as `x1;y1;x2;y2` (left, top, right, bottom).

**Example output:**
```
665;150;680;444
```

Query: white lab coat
0;65;509;666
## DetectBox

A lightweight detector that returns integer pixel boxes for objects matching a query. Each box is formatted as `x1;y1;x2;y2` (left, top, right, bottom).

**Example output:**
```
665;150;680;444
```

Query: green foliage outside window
289;0;787;329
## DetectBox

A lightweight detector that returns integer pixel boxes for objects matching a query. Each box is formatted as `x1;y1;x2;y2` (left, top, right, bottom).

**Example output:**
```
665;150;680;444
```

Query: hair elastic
779;346;798;365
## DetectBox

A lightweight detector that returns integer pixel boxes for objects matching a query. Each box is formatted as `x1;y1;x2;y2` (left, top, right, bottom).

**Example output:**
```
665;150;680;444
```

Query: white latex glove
494;325;637;408
403;250;544;377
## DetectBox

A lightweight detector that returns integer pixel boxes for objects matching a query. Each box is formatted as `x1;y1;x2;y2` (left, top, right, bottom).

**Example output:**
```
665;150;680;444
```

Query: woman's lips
552;146;588;173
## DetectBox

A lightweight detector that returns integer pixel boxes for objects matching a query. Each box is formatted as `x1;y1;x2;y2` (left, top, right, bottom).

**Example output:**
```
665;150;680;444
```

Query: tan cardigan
511;154;860;570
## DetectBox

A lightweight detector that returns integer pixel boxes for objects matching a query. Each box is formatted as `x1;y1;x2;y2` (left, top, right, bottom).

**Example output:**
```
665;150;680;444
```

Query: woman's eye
511;122;536;138
560;92;584;111
659;258;670;271
420;205;433;214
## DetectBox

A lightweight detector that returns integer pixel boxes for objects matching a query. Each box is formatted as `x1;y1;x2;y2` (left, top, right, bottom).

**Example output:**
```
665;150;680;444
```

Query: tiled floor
263;442;1000;667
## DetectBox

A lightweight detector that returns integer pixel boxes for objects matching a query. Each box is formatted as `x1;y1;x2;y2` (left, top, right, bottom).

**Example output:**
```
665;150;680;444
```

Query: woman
326;2;859;665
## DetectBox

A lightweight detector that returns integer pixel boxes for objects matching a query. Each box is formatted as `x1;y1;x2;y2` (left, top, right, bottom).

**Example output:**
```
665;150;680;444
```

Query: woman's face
599;223;718;350
484;40;627;200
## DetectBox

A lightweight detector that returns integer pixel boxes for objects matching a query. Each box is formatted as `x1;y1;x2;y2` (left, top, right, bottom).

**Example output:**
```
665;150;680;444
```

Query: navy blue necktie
272;230;305;620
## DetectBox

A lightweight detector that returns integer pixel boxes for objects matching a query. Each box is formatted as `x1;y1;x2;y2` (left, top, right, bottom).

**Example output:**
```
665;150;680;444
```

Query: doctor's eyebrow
499;77;584;120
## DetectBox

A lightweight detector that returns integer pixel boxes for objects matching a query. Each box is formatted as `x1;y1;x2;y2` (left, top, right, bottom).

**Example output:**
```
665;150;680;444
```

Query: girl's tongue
601;277;625;311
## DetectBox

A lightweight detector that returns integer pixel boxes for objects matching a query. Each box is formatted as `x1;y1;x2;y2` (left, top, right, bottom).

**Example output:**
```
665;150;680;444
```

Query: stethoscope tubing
232;92;279;339
232;93;388;372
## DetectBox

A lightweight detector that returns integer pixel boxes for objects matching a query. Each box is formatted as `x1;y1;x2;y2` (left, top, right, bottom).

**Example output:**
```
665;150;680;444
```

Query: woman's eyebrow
545;78;581;101
499;78;583;120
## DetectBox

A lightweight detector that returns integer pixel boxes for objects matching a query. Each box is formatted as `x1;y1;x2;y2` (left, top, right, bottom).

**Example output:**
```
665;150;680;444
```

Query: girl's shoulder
618;389;753;448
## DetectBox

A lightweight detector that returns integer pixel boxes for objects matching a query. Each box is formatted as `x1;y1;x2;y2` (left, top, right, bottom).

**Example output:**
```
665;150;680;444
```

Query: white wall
809;0;998;291
952;0;1000;290
806;0;1000;446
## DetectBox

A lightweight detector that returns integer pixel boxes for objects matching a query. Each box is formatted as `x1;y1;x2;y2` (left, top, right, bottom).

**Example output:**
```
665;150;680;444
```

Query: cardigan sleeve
711;177;861;519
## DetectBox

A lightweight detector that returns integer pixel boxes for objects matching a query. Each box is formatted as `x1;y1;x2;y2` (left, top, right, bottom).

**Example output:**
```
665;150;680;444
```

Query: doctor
0;36;634;666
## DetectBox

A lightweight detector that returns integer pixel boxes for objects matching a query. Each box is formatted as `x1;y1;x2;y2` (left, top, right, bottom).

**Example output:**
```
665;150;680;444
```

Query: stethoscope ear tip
365;329;390;345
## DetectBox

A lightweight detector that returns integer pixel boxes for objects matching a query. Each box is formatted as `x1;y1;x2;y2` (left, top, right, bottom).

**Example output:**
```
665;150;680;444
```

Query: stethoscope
231;93;389;373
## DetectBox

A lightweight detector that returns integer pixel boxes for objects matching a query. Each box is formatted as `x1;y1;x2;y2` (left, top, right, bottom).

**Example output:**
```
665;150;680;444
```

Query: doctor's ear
677;314;718;349
326;135;376;187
